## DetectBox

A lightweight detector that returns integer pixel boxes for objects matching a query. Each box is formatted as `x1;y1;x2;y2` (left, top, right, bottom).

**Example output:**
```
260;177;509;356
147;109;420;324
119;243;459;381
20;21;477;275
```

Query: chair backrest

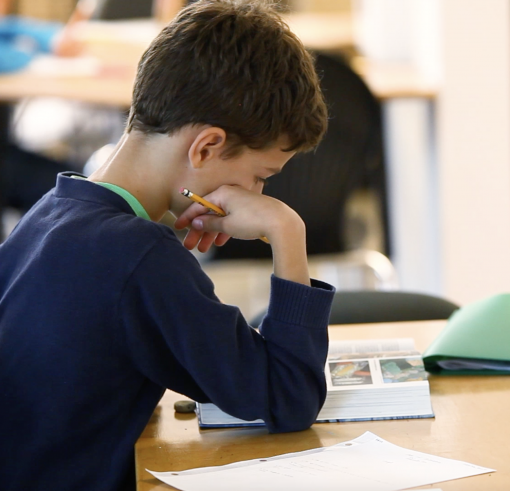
327;291;460;325
92;0;153;20
250;290;459;327
209;52;389;260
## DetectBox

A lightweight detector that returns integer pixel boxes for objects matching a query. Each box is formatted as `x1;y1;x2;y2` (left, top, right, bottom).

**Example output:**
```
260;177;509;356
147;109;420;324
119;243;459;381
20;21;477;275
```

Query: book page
325;338;427;392
328;338;417;358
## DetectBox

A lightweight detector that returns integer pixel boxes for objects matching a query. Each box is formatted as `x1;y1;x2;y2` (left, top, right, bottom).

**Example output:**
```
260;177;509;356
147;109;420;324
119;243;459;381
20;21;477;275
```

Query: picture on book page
329;360;373;386
380;356;428;383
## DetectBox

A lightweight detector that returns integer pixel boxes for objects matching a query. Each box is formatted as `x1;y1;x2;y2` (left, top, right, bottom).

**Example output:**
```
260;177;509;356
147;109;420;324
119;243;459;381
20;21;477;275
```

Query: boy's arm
269;216;309;287
120;235;335;433
174;185;311;286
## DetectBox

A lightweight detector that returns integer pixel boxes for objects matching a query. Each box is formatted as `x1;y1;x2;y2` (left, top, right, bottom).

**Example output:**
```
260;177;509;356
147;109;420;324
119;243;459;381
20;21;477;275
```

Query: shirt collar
69;174;151;221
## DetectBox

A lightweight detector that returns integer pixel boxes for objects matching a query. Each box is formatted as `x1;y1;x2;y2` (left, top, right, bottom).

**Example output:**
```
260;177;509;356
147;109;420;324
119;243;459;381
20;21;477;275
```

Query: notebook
423;293;510;374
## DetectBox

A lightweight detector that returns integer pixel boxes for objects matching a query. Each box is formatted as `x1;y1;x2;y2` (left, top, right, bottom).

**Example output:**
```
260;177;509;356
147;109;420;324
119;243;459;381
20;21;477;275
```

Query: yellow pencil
180;188;270;244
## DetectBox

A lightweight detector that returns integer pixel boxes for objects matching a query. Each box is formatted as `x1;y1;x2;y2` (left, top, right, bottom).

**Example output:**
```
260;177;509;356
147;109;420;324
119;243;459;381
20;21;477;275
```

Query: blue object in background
0;16;61;73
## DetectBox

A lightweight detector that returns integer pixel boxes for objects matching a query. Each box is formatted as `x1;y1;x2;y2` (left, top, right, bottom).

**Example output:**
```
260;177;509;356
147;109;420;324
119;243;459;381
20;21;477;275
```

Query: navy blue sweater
0;173;334;490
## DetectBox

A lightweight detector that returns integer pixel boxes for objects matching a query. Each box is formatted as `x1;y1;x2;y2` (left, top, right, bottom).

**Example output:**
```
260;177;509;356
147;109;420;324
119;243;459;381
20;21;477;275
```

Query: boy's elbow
267;413;318;434
265;385;326;434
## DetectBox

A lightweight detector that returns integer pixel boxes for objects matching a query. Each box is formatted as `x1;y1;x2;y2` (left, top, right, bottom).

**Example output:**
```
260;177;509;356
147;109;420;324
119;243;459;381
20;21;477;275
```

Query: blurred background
0;0;508;318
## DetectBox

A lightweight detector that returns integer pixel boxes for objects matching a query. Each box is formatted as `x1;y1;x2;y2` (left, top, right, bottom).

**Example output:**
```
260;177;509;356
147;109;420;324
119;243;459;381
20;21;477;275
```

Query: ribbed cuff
267;275;335;329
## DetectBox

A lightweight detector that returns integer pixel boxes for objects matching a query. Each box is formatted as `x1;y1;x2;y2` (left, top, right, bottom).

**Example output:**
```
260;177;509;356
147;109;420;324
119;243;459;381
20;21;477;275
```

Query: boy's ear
188;127;227;169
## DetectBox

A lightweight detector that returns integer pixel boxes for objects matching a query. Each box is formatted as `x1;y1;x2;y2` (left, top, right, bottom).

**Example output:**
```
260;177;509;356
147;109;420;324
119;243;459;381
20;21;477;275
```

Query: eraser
174;400;197;413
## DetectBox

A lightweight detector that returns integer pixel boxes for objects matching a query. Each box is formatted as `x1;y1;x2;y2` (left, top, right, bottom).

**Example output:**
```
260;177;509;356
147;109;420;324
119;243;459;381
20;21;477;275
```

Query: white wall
437;0;510;304
355;0;510;305
383;98;441;295
354;0;440;81
354;0;443;296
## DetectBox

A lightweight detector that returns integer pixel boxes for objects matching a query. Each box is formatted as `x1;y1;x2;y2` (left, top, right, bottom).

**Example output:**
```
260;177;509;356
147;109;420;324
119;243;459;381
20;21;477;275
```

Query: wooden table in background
0;14;437;107
135;320;510;490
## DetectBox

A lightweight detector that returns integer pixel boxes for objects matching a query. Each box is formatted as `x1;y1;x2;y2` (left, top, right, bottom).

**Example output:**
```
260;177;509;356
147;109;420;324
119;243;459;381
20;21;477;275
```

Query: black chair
327;291;459;324
250;291;460;327
208;51;389;260
92;0;153;19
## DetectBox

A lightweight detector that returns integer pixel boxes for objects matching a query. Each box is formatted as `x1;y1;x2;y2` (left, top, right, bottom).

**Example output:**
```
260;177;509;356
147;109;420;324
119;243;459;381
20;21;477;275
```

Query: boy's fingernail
194;219;203;230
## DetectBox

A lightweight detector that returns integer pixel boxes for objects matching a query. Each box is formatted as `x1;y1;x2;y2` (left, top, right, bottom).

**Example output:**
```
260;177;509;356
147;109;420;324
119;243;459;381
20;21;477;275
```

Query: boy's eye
255;177;269;187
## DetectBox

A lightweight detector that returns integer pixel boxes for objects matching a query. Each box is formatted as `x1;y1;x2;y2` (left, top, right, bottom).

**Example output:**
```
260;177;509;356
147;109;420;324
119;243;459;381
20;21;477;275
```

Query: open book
423;293;510;374
197;338;434;428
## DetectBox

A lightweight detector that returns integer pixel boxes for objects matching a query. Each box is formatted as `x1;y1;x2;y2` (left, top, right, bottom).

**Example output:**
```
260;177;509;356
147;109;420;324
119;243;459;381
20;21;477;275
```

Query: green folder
423;293;510;375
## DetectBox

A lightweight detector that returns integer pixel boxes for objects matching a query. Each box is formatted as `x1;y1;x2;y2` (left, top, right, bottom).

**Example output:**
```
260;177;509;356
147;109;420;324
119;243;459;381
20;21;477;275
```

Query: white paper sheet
26;55;101;77
147;432;494;491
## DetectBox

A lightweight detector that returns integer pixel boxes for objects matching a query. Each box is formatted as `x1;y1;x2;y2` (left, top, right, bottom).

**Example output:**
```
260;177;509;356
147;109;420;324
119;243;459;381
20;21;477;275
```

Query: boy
0;0;334;489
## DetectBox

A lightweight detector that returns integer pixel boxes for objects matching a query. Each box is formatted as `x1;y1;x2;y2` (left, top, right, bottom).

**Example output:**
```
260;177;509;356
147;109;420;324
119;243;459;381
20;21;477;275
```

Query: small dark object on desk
174;400;197;413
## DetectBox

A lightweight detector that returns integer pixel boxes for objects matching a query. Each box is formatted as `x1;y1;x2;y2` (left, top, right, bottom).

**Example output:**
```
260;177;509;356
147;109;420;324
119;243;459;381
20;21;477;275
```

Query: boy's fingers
214;233;230;247
197;233;217;253
182;228;202;250
174;214;193;230
175;203;213;230
191;216;223;251
182;227;222;252
174;209;201;229
173;217;187;230
191;214;225;234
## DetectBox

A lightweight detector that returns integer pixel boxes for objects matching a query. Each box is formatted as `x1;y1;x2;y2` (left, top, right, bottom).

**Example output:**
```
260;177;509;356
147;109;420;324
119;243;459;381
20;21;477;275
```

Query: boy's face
199;138;296;196
171;130;296;218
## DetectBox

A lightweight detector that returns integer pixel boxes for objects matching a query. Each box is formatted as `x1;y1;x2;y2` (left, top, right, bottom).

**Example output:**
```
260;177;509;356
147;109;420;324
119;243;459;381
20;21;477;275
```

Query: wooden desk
135;320;510;490
0;15;436;107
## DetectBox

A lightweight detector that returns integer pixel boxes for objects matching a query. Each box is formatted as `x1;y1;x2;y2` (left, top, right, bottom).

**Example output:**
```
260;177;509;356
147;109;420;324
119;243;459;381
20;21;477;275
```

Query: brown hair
127;0;327;155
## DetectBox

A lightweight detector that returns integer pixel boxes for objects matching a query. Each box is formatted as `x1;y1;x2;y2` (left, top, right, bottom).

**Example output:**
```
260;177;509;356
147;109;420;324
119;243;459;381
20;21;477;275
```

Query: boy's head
127;0;328;157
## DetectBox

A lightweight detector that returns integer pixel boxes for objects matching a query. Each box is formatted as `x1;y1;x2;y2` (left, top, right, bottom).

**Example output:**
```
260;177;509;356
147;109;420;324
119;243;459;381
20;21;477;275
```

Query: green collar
71;175;151;221
96;182;151;221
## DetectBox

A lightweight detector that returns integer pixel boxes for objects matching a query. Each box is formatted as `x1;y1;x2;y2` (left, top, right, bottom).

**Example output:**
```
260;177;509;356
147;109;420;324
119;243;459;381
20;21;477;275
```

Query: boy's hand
174;185;287;249
174;185;310;286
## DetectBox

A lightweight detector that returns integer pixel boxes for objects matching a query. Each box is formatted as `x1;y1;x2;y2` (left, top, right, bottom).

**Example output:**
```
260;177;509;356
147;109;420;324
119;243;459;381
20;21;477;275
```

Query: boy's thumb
192;214;223;232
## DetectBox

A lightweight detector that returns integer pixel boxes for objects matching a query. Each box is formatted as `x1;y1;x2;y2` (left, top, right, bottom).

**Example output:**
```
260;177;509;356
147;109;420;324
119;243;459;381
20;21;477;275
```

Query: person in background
0;0;88;72
0;0;186;238
0;0;93;238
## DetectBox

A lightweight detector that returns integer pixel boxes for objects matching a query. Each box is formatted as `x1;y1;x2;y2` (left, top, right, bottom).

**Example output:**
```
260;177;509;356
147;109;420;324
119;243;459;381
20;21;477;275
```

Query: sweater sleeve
119;237;335;433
